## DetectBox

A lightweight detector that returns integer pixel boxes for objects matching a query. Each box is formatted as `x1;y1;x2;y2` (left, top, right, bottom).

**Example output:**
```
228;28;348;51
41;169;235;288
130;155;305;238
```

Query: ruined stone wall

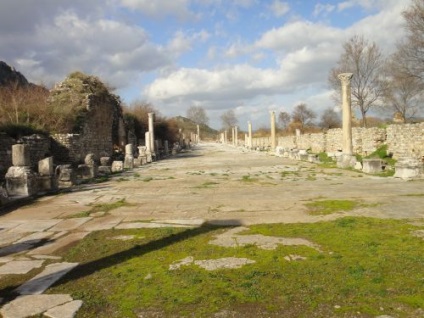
297;133;326;153
0;133;15;178
0;134;50;180
256;123;423;159
51;134;83;163
252;137;270;149
386;123;424;159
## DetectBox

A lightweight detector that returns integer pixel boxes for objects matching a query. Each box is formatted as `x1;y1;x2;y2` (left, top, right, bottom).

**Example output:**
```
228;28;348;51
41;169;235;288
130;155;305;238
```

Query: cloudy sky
0;0;410;130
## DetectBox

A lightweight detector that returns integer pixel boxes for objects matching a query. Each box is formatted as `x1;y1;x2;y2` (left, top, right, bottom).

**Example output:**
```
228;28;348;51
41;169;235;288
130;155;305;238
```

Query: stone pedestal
337;154;357;169
111;161;124;173
98;157;112;176
394;158;423;180
124;144;134;169
362;159;383;174
12;144;31;166
38;157;57;192
56;164;76;188
6;166;38;196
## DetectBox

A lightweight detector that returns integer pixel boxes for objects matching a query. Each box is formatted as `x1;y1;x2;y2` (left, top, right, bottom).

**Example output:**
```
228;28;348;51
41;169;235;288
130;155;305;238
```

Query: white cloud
255;20;341;52
269;0;290;17
6;11;171;88
119;0;197;20
168;30;210;55
313;3;336;17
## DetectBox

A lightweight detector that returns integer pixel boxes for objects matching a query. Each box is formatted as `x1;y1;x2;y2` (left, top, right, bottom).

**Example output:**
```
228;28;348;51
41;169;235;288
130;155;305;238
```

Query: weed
305;199;359;215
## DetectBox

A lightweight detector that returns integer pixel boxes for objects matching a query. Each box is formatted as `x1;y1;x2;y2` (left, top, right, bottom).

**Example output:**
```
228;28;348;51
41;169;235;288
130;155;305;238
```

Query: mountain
173;116;218;141
0;61;30;87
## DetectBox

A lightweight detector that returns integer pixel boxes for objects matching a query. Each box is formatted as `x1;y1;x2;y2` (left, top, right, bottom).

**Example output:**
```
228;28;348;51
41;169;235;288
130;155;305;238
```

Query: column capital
338;73;353;85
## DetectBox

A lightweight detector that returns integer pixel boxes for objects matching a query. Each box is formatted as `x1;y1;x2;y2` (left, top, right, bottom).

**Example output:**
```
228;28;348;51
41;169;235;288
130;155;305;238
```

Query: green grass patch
194;181;219;189
66;198;135;218
305;199;359;215
241;175;259;183
142;177;153;182
35;218;424;317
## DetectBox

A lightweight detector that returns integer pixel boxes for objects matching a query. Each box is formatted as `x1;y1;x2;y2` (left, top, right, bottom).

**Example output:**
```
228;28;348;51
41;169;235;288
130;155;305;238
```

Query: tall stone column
196;125;200;143
270;111;276;150
148;112;155;157
235;126;238;147
224;130;228;144
248;121;253;149
338;73;354;155
145;132;152;163
231;127;235;145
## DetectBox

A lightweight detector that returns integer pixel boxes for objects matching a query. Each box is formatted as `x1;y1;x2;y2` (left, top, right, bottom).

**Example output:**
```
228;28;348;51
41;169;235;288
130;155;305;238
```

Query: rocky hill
173;116;218;140
0;61;30;87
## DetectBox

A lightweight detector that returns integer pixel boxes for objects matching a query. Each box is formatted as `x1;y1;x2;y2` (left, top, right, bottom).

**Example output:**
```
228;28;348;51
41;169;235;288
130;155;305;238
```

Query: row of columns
219;73;354;163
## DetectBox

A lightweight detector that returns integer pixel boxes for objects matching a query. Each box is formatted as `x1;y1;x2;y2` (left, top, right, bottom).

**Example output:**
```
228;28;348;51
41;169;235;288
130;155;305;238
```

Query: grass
241;175;259;183
32;217;424;317
66;198;135;218
305;199;360;215
194;181;219;189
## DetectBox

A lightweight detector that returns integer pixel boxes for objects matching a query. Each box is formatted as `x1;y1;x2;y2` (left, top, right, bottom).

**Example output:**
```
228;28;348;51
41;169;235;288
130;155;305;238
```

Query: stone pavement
0;143;423;317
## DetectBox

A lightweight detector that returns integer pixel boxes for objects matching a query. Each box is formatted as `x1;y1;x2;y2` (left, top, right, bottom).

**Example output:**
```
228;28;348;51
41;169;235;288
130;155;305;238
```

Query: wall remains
252;123;424;160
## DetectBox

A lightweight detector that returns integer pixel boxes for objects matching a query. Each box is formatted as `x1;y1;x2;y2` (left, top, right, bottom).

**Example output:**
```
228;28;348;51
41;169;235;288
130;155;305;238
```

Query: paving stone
0;220;26;230
15;262;79;295
116;222;190;229
31;254;62;260
80;216;123;231
0;294;73;318
44;299;83;318
12;220;62;233
48;217;92;232
0;242;35;257
28;232;90;255
0;256;14;263
0;231;27;247
16;231;55;243
159;219;205;226
0;260;44;274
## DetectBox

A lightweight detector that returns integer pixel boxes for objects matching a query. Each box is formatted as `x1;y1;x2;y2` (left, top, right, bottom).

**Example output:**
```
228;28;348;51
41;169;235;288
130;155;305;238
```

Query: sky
0;0;411;130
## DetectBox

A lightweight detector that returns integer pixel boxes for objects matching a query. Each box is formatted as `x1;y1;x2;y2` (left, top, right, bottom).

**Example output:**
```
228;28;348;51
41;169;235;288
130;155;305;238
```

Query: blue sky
0;0;410;130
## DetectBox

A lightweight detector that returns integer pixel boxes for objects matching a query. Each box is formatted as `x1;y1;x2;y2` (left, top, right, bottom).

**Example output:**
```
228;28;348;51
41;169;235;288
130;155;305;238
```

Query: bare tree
381;54;423;122
329;35;385;127
220;109;238;130
278;111;291;130
291;103;316;132
319;107;341;129
397;0;424;81
186;105;209;125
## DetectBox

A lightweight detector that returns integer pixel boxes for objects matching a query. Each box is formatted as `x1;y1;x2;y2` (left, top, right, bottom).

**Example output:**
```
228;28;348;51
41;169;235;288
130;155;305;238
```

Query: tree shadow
0;220;242;303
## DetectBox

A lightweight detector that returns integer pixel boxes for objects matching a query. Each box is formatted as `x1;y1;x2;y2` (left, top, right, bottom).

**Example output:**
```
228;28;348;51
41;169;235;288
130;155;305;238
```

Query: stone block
100;157;111;166
38;175;58;193
38;157;54;176
362;159;383;174
124;155;134;169
84;153;96;166
98;166;112;175
5;166;38;196
394;158;423;180
12;144;31;166
111;161;124;172
336;154;356;168
56;164;76;188
77;165;91;180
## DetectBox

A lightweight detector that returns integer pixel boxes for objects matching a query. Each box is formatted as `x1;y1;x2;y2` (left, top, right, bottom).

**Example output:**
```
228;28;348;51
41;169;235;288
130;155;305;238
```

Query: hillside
173;116;218;141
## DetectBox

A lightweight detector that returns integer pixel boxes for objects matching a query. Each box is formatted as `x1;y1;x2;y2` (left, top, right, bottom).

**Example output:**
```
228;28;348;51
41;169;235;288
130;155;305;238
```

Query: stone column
145;132;152;163
148;112;155;157
270;111;276;150
338;73;354;155
235;126;238;147
231;127;235;145
197;125;200;143
124;144;134;169
244;133;248;147
337;72;356;168
224;130;228;144
248;121;253;149
164;140;169;156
